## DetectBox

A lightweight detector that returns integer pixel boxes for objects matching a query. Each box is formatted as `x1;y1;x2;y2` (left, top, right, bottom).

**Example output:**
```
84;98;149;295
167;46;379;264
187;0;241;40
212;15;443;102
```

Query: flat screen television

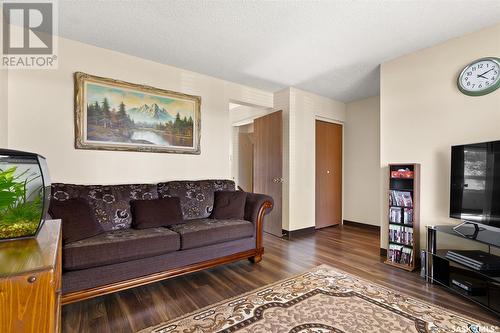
450;140;500;229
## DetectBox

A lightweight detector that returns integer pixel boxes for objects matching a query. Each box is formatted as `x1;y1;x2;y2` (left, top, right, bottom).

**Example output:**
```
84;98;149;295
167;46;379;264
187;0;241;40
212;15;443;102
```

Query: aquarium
0;150;51;241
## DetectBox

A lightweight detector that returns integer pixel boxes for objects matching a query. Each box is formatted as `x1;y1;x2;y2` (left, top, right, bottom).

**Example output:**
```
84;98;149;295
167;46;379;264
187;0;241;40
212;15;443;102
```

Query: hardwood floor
62;224;500;332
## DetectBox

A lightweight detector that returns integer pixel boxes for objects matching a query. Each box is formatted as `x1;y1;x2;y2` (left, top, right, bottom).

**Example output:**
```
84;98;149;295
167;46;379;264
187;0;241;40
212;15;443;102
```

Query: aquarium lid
0;149;46;159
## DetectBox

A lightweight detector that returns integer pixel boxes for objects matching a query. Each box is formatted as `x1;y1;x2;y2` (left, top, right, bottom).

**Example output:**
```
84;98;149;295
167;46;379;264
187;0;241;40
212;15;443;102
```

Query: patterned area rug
139;265;498;333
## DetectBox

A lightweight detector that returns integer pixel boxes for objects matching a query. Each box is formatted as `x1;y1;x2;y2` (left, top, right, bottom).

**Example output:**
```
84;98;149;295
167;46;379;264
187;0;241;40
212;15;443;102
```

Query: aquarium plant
0;150;51;241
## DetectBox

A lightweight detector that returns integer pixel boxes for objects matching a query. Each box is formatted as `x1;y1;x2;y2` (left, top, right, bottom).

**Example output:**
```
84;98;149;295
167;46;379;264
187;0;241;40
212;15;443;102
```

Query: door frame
314;116;345;226
229;101;279;188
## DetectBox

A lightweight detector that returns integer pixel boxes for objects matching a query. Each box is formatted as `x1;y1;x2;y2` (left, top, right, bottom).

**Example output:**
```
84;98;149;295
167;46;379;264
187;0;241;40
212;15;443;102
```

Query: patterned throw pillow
51;183;158;230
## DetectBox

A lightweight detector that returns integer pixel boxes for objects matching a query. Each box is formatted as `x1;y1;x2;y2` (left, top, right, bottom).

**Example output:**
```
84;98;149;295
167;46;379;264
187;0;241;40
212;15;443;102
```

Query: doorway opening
233;123;254;192
229;102;283;237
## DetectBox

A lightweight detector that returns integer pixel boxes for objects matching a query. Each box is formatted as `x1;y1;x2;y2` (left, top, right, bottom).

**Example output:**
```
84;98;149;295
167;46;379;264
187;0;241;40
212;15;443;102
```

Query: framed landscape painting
74;72;201;154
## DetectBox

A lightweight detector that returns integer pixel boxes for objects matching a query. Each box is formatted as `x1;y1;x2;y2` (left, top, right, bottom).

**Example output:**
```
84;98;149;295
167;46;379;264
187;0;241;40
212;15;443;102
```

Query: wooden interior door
315;120;342;228
254;111;282;237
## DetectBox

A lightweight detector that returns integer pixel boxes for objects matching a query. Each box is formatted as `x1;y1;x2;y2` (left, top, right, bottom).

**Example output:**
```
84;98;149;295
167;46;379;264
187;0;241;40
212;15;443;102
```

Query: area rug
139;264;498;333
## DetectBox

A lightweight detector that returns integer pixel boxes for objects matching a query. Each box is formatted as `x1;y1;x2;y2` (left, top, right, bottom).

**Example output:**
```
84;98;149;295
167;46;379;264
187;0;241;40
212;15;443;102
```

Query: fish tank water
0;150;51;241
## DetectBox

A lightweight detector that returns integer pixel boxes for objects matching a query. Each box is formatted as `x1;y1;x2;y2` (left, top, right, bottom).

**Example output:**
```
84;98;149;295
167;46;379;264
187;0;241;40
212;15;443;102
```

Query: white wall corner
344;96;381;227
285;87;347;231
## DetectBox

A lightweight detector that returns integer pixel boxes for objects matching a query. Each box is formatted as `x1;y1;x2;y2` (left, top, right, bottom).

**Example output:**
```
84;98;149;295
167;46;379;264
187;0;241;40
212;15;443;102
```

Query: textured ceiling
59;1;500;102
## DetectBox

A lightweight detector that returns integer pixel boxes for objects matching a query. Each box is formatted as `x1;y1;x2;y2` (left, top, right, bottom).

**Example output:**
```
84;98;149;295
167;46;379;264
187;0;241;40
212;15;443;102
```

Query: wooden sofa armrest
244;192;273;262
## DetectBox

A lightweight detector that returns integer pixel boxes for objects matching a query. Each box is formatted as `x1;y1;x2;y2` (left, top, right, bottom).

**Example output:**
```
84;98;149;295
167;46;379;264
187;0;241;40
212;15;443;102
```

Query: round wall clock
457;57;500;96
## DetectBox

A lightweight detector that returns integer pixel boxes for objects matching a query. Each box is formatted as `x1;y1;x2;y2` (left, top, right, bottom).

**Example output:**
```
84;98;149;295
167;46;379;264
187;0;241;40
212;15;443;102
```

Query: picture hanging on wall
74;72;201;154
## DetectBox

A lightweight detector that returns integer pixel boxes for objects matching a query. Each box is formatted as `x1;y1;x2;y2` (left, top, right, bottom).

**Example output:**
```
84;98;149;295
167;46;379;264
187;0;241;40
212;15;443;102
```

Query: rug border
137;266;320;333
138;263;497;332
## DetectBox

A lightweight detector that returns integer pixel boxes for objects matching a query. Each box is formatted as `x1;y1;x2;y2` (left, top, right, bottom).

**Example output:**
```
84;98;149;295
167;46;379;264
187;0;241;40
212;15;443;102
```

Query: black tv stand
426;224;500;316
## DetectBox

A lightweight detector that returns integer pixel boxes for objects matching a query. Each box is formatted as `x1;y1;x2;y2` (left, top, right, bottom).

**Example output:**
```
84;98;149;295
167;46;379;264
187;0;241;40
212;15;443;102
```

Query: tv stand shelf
426;224;500;316
433;250;500;282
429;224;500;248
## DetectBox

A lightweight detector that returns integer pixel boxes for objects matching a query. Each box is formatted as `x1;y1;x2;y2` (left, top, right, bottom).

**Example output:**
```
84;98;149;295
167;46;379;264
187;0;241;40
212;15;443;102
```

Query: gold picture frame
74;72;201;154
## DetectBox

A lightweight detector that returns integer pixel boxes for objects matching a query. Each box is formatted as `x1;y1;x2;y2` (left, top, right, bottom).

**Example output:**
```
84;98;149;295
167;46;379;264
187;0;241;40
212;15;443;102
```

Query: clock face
458;57;500;96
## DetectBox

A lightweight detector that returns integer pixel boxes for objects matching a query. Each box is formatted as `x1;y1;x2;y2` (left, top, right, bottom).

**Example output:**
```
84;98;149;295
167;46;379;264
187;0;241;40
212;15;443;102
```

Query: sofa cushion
157;180;235;220
51;183;158;230
63;227;180;271
168;218;254;250
49;197;103;244
131;197;183;229
211;191;247;220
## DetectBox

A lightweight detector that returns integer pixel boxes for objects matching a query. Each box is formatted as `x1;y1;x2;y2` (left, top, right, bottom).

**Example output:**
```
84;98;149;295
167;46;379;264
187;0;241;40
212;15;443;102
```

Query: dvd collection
389;190;413;207
388;190;414;266
388;244;413;265
389;225;413;245
389;207;413;224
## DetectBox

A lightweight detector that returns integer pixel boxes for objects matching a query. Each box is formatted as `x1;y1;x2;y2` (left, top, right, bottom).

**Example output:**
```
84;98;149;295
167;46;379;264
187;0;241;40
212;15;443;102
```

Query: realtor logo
1;0;58;68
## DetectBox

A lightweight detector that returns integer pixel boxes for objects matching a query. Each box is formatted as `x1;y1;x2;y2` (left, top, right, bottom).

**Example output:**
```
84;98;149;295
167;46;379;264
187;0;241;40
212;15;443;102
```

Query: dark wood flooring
62;224;500;332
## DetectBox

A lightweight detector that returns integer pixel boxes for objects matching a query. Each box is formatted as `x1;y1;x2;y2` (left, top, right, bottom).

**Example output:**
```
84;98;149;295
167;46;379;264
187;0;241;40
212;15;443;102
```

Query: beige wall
288;88;346;231
6;36;273;184
0;69;7;148
380;24;500;248
230;105;274;126
344;96;380;226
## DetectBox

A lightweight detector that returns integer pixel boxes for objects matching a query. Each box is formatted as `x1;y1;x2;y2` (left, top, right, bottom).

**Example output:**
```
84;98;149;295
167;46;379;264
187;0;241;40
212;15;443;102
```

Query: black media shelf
431;277;491;313
434;250;500;283
431;224;500;248
426;224;500;316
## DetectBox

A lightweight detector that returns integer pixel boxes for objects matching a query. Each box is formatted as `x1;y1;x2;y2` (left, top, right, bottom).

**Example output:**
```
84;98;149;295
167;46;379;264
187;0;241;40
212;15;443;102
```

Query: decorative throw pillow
130;197;183;229
211;191;247;220
49;197;103;244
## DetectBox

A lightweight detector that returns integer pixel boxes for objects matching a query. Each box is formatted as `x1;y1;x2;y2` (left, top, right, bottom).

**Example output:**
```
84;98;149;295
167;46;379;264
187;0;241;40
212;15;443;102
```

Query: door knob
273;177;284;183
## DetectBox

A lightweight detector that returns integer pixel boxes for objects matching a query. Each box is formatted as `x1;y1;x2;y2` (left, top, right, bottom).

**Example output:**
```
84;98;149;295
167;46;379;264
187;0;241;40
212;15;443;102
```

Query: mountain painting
74;72;201;154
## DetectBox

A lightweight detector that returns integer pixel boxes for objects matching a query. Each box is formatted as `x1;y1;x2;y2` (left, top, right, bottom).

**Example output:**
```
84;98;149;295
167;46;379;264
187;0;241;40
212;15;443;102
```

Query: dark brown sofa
50;180;273;304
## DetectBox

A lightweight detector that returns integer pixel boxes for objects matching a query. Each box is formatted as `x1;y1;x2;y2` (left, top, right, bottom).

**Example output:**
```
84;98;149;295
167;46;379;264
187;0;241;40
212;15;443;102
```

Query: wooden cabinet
0;220;62;333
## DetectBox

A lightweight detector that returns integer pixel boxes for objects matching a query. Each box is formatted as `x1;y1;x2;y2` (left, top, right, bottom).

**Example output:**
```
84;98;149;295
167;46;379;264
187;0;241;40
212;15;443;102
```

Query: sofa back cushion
157;180;235;220
51;183;158;230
